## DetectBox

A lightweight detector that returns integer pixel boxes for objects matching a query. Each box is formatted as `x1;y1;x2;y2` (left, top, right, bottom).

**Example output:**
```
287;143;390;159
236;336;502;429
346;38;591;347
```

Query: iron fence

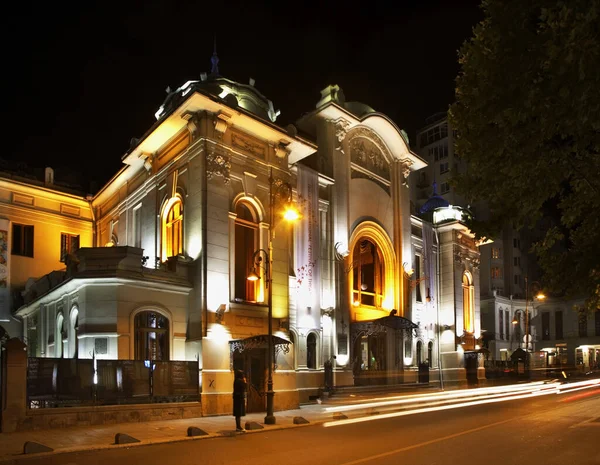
27;358;199;408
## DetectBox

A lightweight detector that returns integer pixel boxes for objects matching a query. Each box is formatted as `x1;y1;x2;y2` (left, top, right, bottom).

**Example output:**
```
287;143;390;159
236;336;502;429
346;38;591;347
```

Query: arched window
352;239;384;308
428;341;433;366
234;202;258;302
289;332;297;369
56;313;66;358
416;340;423;364
135;311;169;361
462;271;475;333
307;333;317;369
70;307;79;358
161;197;183;262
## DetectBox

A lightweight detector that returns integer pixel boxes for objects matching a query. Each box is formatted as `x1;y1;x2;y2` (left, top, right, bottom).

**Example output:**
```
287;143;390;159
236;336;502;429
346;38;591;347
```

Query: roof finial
432;180;438;196
211;35;219;75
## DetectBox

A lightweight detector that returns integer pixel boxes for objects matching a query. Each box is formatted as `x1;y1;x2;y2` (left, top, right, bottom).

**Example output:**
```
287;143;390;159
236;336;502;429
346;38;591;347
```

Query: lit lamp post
512;277;546;353
247;168;298;425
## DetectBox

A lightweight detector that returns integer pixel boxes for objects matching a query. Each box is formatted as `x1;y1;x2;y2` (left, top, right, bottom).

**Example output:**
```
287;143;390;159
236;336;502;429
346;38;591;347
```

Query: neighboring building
414;114;596;369
0;165;93;341
533;299;600;371
12;58;485;416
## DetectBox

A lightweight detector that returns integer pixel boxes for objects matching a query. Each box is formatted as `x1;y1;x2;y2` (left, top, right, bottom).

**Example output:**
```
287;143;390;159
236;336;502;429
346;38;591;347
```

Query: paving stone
23;441;54;454
293;416;310;424
245;421;264;430
187;426;208;437
114;433;141;445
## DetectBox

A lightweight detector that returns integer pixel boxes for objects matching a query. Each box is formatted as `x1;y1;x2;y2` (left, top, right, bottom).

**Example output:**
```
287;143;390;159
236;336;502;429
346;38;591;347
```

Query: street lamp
512;277;545;352
247;168;298;425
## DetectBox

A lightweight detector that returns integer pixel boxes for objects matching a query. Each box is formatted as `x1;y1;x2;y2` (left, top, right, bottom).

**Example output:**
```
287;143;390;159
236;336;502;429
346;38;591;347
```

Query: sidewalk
0;403;334;462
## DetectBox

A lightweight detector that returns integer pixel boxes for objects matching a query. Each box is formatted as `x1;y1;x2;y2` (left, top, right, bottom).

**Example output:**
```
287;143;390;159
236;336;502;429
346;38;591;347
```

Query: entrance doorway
232;348;266;413
464;352;478;385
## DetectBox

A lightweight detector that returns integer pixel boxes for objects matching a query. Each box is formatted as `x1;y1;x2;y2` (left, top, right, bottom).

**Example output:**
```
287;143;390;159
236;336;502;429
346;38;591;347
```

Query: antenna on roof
211;35;219;76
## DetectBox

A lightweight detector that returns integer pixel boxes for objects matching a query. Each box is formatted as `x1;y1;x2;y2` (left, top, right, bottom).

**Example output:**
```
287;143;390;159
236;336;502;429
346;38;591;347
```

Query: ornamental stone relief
327;119;351;154
349;137;390;181
453;246;481;269
400;159;413;188
206;149;231;184
346;127;392;181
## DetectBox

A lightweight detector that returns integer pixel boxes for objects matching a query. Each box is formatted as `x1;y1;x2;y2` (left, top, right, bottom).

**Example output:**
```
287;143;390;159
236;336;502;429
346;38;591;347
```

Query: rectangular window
440;182;450;194
499;311;504;339
513;257;520;267
578;311;587;337
11;224;34;257
60;233;80;262
596;310;600;336
514;275;520;286
542;312;550;340
440;162;449;174
513;238;520;249
505;310;510;341
133;205;142;248
555;311;563;339
491;267;502;279
415;255;422;303
491;248;500;259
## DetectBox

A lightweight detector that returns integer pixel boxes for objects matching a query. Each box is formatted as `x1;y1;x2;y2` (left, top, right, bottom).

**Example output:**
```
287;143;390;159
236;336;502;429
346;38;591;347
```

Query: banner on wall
0;219;10;321
295;164;320;320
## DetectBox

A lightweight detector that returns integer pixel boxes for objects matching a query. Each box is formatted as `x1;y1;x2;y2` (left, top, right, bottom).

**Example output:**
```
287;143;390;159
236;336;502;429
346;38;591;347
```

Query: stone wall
18;402;203;431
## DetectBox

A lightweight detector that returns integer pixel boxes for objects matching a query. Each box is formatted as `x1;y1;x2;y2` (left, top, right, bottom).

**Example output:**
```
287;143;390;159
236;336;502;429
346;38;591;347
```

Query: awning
229;335;291;354
374;315;418;330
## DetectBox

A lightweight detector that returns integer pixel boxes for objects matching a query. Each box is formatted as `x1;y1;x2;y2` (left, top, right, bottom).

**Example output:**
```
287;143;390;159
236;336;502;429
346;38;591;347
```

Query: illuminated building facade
0;166;93;343
12;60;484;415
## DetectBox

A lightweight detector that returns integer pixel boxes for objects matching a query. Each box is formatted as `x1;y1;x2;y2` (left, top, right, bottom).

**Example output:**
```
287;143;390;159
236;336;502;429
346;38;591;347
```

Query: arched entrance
351;315;417;386
229;335;291;413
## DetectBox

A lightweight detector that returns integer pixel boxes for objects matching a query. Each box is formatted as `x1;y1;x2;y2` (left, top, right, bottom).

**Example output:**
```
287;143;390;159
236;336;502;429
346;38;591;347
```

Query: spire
210;35;219;75
432;181;438;196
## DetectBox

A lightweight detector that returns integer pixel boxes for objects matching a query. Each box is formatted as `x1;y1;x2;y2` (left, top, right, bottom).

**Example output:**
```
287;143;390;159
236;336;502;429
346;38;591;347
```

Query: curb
0;417;328;463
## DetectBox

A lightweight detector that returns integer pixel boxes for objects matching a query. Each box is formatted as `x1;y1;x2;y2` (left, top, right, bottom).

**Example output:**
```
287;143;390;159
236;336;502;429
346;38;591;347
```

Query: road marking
337;418;514;465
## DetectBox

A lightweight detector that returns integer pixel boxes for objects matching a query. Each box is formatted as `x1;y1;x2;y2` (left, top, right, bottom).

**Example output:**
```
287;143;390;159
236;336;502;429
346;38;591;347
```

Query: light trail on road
323;378;600;428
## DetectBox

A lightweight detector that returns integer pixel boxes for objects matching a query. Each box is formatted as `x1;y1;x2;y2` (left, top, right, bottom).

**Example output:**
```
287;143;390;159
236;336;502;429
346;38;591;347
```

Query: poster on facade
295;164;320;321
0;221;10;322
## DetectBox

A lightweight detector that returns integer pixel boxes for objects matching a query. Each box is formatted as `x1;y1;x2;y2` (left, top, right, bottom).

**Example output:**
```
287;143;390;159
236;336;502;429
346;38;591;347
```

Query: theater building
12;58;483;416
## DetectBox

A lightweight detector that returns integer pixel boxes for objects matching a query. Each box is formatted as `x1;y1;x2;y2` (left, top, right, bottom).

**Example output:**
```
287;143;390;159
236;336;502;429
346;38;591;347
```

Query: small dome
344;101;376;118
419;182;449;214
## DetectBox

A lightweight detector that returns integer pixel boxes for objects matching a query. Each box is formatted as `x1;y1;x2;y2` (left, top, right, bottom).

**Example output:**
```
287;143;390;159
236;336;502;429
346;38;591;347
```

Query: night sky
3;0;482;193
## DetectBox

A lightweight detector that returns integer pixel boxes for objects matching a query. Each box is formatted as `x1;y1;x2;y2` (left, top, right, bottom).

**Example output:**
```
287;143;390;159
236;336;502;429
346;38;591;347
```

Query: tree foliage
449;0;600;310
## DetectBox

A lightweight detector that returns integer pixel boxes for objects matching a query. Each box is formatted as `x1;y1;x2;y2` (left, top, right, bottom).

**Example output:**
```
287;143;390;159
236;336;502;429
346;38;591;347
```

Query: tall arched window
234;202;258;302
135;311;169;361
289;332;297;369
352;239;384;307
416;340;423;364
462;271;475;333
428;341;433;366
56;313;66;358
161;197;183;262
70;307;79;358
307;333;317;369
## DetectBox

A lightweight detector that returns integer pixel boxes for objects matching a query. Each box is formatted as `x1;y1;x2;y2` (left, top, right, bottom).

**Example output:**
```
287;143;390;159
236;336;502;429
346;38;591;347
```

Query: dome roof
344;101;376;118
154;48;280;123
419;182;449;214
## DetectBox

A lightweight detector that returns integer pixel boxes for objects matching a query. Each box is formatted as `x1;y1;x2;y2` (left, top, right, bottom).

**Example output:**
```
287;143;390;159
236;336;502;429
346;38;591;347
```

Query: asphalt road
8;387;600;465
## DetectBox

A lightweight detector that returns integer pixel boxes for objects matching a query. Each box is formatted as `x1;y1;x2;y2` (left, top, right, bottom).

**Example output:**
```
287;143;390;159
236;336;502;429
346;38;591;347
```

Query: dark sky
3;0;482;193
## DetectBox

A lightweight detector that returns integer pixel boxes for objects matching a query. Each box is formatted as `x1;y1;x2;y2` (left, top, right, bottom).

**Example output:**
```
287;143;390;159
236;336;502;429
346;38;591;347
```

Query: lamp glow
283;206;300;221
247;270;260;281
